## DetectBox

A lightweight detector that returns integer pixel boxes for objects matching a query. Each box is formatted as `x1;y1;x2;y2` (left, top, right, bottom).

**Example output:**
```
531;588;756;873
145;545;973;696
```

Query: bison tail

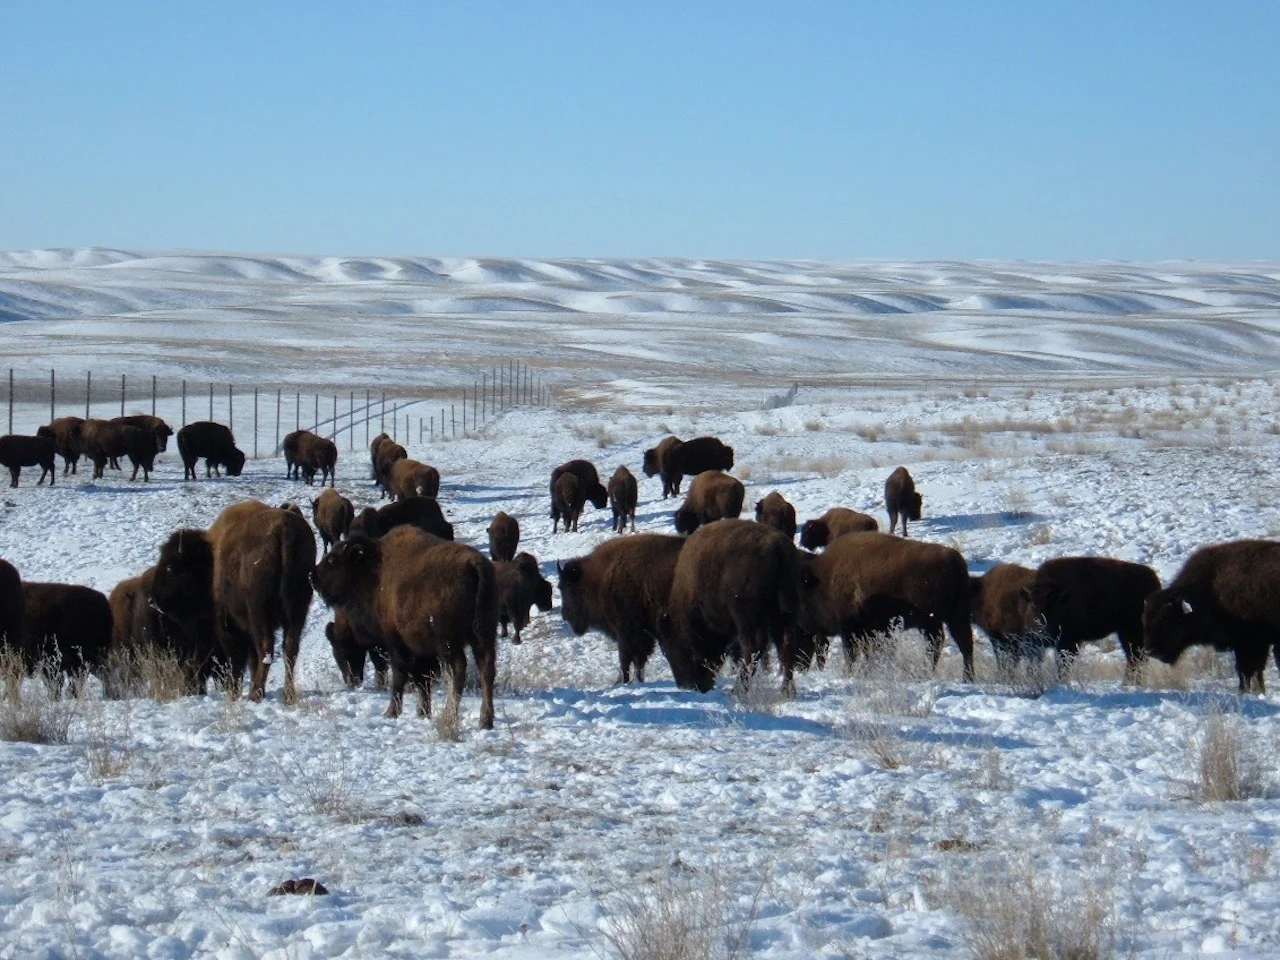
472;556;499;647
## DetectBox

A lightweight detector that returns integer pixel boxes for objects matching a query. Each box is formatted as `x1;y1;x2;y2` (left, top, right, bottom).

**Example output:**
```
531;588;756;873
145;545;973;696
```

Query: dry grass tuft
106;647;191;703
83;697;134;781
0;651;73;745
433;666;463;743
1192;709;1269;803
572;423;616;449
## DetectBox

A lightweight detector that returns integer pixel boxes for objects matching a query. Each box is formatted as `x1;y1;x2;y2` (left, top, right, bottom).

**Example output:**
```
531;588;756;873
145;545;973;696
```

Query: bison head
312;535;381;608
799;519;830;551
151;529;215;624
556;559;591;635
906;491;923;522
673;506;701;536
325;614;366;688
516;553;554;613
587;483;609;510
642;447;660;478
226;447;246;477
1142;589;1207;666
350;507;381;538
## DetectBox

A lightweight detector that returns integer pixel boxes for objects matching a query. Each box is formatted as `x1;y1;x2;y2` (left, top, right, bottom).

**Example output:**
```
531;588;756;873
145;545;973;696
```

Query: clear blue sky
2;2;1276;259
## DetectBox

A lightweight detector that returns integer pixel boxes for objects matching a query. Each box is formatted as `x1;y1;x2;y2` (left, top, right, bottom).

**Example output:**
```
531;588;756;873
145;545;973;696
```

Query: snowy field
3;251;1280;958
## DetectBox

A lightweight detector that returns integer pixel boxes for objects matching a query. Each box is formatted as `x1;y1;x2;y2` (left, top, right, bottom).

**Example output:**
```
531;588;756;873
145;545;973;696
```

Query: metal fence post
182;380;186;425
49;369;55;423
7;369;12;434
208;382;213;421
253;388;259;459
349;392;354;451
228;384;233;432
276;389;282;454
85;371;91;420
121;374;127;417
152;375;157;416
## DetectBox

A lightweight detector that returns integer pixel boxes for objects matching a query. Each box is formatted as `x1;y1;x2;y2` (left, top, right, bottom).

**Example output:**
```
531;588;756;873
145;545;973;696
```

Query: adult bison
755;491;797;541
799;507;879;550
0;435;56;487
207;500;315;702
642;435;684;498
673;470;745;535
284;430;336;485
495;552;553;645
37;417;85;475
82;420;159;481
113;414;174;452
177;421;245;480
311;528;498;728
384;459;440;501
325;608;389;690
310;488;354;553
659;436;734;500
1022;556;1160;683
549;460;608;531
0;559;23;654
21;582;113;688
373;438;409;496
351;496;454;541
608;465;638;533
884;466;922;536
797;531;975;681
552;472;585;533
1144;540;1280;693
970;563;1043;672
558;534;686;684
665;519;801;694
487;511;519;562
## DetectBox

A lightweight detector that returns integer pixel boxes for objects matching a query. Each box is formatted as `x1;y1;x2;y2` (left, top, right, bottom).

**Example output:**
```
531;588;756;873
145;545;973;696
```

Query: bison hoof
383;704;402;719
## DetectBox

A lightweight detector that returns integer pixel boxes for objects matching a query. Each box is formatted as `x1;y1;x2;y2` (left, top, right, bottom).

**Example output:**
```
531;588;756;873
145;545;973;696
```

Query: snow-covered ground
3;251;1280;958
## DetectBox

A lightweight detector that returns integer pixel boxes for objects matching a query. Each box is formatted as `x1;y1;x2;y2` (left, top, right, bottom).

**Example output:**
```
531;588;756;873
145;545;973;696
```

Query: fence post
152;375;157;416
332;395;337;440
182;380;186;426
441;408;445;440
313;394;319;433
430;416;434;442
294;391;300;432
391;402;396;442
275;389;282;454
253;388;259;459
451;404;456;438
349;392;354;451
365;390;370;448
228;384;233;432
380;392;386;433
6;369;11;434
85;371;91;420
482;374;487;421
49;369;55;423
208;382;213;421
121;374;126;417
405;413;409;442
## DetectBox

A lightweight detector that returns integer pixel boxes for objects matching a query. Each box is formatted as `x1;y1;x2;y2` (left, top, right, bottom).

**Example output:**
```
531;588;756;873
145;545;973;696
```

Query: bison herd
3;424;1280;736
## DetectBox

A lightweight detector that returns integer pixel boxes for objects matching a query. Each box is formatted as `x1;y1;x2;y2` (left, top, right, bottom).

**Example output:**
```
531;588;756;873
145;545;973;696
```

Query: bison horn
1180;599;1193;615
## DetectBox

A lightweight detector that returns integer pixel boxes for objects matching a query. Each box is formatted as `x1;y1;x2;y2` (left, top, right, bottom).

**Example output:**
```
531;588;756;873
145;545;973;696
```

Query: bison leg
1235;641;1270;694
281;625;303;706
369;645;389;691
385;665;409;718
472;643;496;730
414;675;432;717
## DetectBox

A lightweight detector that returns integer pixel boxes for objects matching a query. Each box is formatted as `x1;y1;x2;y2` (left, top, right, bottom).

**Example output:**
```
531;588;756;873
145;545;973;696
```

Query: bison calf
884;466;922;536
21;582;113;688
673;470;745;535
311;489;355;553
325;608;389;690
495;553;553;645
608;466;638;533
755;491;797;541
487;511;520;562
970;563;1044;672
0;435;56;487
660;436;734;501
37;417;85;475
550;460;608;531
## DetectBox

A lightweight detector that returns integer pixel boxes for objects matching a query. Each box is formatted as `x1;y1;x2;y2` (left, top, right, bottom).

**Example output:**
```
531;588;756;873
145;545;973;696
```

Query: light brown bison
37;417;85;475
487;511;520;562
558;534;686;683
665;519;801;694
385;459;440;501
0;434;56;487
660;436;734;500
21;582;113;687
553;472;585;533
608;465;638;533
311;527;498;727
373;438;409;497
177;421;245;480
310;488;354;553
351;496;454;541
799;507;879;550
549;460;609;530
755;491;797;540
207;500;315;702
673;470;745;535
642;435;684;498
884;466;922;536
1022;556;1160;683
495;552;553;644
1144;540;1280;693
970;563;1043;672
285;431;338;486
325;607;389;690
797;531;975;681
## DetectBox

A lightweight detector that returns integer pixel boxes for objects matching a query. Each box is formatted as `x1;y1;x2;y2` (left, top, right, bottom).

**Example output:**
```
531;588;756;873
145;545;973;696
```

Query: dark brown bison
799;507;879;550
1144;540;1280;693
21;582;113;687
385;459;440;501
0;435;56;487
549;460;609;530
285;431;338;486
325;608;389;690
797;531;975;681
369;433;400;479
665;519;801;694
673;470;745;535
0;559;23;655
495;553;553;644
884;466;922;536
970;563;1044;671
112;414;174;452
83;421;159;481
1022;556;1160;683
553;472;585;533
177;421;246;480
373;439;409;497
660;436;734;500
37;417;85;475
108;529;221;695
558;534;686;684
755;491;797;540
207;500;315;702
311;527;498;727
310;489;354;553
283;430;311;480
487;511;520;562
642;435;684;498
608;465;638;533
350;496;454;541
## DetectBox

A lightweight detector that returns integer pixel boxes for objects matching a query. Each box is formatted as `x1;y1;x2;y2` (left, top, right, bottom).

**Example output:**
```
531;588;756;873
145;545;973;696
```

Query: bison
970;563;1044;673
1143;540;1280;693
385;459;440;501
487;511;520;562
553;472;585;533
884;466;922;536
310;488;354;554
797;531;975;681
1022;556;1160;683
325;608;389;690
495;552;553;645
549;460;609;531
373;438;409;497
311;527;498;727
608;465;638;533
0;435;56;487
673;470;745;535
207;500;315;702
82;420;159;481
659;436;734;500
351;496;454;541
0;559;23;655
21;582;113;688
558;534;686;684
177;421;246;480
642;435;684;498
755;491;797;541
112;414;174;452
285;431;338;486
37;417;85;475
799;507;879;550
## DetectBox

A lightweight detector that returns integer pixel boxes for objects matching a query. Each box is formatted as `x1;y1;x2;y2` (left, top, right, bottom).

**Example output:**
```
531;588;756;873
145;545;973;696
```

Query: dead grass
83;696;134;782
1191;709;1269;803
433;666;463;743
106;647;191;702
0;651;73;745
572;423;616;448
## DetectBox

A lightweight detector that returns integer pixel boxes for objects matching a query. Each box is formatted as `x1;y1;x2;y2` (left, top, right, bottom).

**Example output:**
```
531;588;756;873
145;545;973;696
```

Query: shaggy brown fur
558;533;686;683
177;421;245;480
385;459;440;501
755;491;797;541
608;465;638;533
665;519;802;694
311;527;499;727
970;563;1043;671
553;472;585;533
310;489;354;554
112;414;174;452
797;531;975;681
284;430;337;485
373;439;409;497
495;552;553;644
325;608;389;690
660;436;734;500
83;421;159;481
487;511;520;562
673;470;745;535
21;582;112;685
1143;540;1280;692
37;417;85;475
884;466;923;536
799;507;879;550
0;559;23;654
549;459;609;530
207;500;315;703
1023;556;1160;684
642;435;684;498
369;432;391;478
0;434;56;487
350;496;454;541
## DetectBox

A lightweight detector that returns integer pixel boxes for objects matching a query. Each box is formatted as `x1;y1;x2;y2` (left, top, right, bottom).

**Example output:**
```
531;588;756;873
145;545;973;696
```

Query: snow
1;250;1280;956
